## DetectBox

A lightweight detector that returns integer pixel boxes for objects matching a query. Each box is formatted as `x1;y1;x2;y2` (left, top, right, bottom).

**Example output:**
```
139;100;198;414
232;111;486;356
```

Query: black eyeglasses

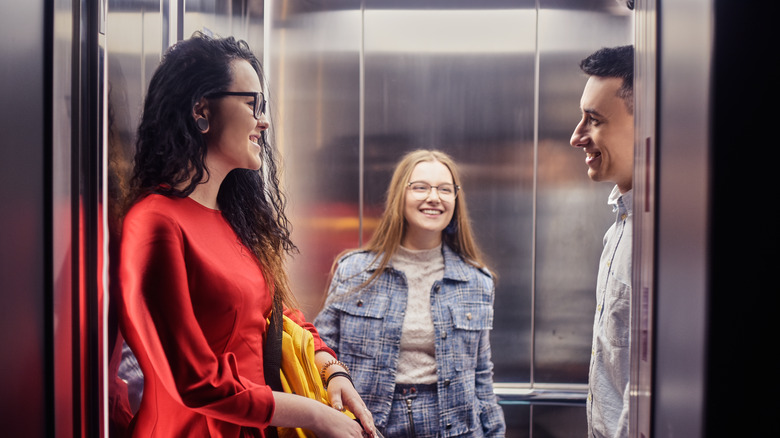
206;91;266;119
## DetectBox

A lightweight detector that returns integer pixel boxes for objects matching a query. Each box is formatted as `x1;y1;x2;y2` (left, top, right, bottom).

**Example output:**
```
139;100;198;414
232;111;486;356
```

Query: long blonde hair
331;149;491;293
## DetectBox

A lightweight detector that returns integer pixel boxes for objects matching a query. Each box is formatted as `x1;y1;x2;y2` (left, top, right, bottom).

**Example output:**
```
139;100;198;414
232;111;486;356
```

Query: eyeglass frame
406;181;460;200
205;91;266;120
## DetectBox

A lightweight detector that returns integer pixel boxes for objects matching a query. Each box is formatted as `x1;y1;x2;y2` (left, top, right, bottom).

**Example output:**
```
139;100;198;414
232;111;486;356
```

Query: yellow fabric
277;315;355;438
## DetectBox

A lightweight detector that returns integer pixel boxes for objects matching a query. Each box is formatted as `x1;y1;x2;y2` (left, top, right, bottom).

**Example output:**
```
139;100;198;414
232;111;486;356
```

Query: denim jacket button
433;284;441;293
443;379;451;387
446;423;452;429
356;299;364;307
441;332;447;339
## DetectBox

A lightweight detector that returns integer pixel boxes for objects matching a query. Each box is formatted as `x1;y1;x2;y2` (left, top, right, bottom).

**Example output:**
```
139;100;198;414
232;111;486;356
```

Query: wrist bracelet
325;371;354;389
320;359;350;382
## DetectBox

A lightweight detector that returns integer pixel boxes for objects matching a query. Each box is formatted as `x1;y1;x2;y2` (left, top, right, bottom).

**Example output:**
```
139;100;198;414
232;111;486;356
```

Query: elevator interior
97;1;633;436
6;0;777;436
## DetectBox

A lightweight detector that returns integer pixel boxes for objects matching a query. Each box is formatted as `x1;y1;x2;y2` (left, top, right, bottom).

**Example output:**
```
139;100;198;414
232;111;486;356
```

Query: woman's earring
196;117;209;133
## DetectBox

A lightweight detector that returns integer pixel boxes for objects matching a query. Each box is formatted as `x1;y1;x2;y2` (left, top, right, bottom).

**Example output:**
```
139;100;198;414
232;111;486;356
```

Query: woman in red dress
119;32;375;438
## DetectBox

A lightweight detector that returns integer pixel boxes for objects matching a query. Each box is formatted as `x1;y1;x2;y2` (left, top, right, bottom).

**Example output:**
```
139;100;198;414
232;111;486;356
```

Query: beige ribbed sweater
391;245;444;384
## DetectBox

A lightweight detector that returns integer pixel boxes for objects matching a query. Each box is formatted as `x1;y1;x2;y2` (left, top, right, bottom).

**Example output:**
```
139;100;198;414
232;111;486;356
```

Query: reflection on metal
494;383;588;405
52;1;74;435
654;0;712;436
631;1;656;437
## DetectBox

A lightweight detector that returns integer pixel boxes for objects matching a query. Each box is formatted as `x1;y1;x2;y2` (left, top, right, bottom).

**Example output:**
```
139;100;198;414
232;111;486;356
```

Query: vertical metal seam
161;0;168;54
43;1;55;435
358;0;366;247
177;0;184;42
98;19;110;437
530;0;541;390
263;0;271;77
69;2;82;435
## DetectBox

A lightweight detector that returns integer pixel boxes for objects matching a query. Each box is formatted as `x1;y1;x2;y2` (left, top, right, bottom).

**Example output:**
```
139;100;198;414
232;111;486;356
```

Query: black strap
263;295;284;437
263;295;284;391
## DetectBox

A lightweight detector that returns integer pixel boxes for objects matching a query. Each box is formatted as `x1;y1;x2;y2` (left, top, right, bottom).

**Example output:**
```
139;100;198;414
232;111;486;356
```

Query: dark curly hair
579;45;634;115
129;32;298;308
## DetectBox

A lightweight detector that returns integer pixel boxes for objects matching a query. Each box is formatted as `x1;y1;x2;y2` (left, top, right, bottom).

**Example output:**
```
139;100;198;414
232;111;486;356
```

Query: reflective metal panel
654;0;711;435
105;4;166;430
266;2;364;316
52;0;75;435
0;0;48;435
106;0;164;207
184;0;265;51
532;404;588;437
502;403;531;438
534;6;632;383
363;3;537;383
631;1;656;436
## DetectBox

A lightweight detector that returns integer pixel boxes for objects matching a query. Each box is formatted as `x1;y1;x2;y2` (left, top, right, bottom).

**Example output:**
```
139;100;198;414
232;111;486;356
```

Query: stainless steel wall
106;0;265;205
0;0;48;435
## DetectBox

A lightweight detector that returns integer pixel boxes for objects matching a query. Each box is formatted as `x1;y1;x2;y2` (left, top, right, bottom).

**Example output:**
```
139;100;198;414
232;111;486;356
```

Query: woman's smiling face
203;59;269;174
401;160;456;250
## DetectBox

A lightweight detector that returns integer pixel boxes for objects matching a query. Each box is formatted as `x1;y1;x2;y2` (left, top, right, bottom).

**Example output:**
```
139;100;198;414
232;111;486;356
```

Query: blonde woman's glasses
407;181;459;200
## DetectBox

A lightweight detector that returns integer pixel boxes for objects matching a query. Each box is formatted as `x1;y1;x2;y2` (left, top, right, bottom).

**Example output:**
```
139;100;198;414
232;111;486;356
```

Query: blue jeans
383;384;439;438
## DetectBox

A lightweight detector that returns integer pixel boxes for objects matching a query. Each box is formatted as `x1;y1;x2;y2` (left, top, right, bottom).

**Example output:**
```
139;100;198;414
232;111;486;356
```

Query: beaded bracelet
325;371;354;389
320;359;350;383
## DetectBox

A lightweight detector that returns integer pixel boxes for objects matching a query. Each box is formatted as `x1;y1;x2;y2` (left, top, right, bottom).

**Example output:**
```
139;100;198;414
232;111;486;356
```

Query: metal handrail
493;383;588;406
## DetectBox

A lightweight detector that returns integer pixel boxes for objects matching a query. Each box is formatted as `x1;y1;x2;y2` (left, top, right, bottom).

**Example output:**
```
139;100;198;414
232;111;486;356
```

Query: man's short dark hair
579;45;634;114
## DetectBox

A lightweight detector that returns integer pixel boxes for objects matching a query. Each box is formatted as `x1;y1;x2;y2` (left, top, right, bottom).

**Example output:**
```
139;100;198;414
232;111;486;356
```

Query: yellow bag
276;314;354;438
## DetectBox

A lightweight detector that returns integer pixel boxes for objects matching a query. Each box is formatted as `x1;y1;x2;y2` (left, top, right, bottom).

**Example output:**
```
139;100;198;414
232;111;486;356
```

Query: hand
326;376;376;437
272;392;368;438
312;402;367;438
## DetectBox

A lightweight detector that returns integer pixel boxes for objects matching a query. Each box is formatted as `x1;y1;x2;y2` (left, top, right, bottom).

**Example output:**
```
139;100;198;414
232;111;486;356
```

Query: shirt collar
608;185;633;215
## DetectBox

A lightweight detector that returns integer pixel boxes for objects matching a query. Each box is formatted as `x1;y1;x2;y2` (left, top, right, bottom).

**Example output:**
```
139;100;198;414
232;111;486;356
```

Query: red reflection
288;202;382;318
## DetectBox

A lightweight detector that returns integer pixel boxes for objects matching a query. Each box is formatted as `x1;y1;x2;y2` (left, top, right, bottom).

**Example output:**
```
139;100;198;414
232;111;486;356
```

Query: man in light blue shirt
570;45;635;438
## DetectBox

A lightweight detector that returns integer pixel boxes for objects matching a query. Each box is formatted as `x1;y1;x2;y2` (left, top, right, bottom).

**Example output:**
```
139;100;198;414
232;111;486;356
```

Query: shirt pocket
332;293;389;359
604;274;631;347
449;302;493;371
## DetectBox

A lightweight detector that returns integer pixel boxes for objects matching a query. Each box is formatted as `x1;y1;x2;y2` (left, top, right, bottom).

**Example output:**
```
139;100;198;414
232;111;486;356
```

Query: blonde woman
315;150;505;437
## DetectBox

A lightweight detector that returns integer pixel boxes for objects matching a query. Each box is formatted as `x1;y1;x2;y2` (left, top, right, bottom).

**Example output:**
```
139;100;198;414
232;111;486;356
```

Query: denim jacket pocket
332;293;389;358
450;302;493;371
451;302;493;331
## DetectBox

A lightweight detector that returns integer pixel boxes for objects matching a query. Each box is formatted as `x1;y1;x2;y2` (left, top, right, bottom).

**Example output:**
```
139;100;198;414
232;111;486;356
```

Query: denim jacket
314;244;506;437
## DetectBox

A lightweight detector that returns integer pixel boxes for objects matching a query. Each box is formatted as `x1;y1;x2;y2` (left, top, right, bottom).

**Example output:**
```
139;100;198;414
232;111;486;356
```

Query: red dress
119;194;334;437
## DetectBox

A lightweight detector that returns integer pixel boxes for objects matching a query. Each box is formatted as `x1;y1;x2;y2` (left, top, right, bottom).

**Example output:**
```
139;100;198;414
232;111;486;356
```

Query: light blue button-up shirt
314;244;506;437
587;186;632;438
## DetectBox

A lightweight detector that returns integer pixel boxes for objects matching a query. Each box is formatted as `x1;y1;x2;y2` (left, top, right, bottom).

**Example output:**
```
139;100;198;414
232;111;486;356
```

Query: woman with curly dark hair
119;32;375;438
